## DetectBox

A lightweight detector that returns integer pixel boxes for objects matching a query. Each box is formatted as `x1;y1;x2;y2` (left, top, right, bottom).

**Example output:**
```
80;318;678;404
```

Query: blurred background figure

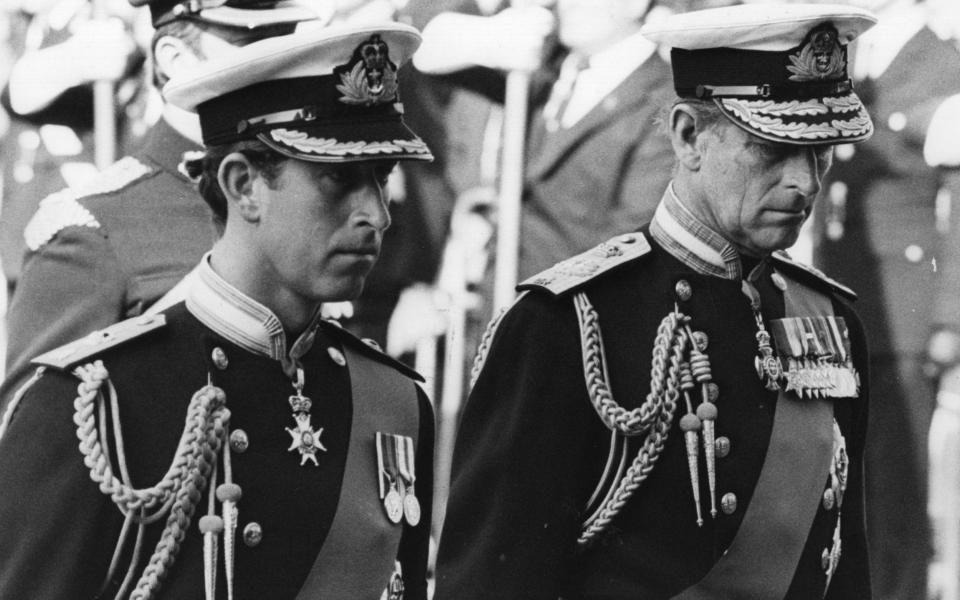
0;5;23;376
0;0;147;294
415;0;676;294
923;2;960;599
810;1;960;599
0;0;314;410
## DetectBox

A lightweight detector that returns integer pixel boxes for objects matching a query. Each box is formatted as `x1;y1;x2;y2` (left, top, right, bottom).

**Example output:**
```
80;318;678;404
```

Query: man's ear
670;103;706;171
218;152;261;223
153;34;201;83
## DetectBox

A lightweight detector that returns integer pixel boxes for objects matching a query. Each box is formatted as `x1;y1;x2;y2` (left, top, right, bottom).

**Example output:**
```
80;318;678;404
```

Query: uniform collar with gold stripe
186;253;322;374
649;183;743;281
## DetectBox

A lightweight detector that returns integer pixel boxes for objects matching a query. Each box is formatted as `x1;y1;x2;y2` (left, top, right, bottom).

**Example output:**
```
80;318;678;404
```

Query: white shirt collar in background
556;30;657;129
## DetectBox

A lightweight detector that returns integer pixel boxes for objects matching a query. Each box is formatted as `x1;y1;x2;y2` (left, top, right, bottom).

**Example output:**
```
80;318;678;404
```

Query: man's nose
353;176;392;232
786;148;824;198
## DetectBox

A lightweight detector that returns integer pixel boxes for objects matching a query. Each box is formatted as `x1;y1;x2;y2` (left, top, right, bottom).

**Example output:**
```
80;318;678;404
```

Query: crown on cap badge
787;25;846;82
336;34;399;106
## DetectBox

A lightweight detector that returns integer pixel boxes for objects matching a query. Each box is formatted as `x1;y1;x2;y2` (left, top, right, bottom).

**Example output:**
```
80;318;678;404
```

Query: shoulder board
319;319;424;383
771;251;857;301
31;314;167;371
24;156;155;252
518;232;651;296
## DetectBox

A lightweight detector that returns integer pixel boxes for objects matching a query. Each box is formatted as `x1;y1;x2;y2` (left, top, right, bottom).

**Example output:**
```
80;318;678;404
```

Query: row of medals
754;325;859;398
381;432;421;527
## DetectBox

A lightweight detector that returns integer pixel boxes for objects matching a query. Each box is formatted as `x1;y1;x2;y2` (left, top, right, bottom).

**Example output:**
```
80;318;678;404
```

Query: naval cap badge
336;34;399;106
787;24;846;82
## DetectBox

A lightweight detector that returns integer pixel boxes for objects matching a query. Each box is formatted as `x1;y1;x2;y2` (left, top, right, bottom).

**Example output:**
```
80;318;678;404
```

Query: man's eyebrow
308;164;345;182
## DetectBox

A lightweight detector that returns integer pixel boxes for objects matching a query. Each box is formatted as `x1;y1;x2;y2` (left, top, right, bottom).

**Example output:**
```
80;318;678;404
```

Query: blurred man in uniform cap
0;0;317;412
435;3;876;598
0;0;145;293
0;21;434;600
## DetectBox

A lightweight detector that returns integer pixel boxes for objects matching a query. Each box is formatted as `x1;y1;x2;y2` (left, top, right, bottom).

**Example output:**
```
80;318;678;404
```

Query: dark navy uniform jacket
0;299;434;599
1;118;215;412
436;216;870;598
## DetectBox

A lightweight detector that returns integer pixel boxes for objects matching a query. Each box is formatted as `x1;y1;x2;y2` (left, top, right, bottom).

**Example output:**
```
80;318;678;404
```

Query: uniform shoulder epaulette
319;319;424;383
518;232;652;296
31;314;167;371
771;251;857;301
24;156;155;252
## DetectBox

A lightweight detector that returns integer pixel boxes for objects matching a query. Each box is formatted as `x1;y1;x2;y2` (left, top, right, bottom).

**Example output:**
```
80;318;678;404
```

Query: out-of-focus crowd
0;0;959;598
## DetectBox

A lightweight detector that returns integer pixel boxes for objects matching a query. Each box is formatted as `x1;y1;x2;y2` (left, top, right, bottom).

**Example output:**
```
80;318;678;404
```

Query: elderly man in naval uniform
435;3;877;599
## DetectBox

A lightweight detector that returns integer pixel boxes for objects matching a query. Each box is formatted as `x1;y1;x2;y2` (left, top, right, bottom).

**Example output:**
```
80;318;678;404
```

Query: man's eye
322;169;348;184
760;145;790;162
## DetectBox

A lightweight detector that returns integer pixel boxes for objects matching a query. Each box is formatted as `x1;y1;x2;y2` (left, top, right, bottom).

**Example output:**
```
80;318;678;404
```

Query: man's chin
314;276;368;305
742;230;803;256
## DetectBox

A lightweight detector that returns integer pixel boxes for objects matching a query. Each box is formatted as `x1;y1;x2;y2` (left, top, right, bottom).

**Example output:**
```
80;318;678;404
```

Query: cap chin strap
235;102;406;137
683;79;853;100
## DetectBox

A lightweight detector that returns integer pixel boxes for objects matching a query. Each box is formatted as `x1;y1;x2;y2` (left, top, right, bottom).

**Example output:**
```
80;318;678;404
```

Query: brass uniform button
230;429;249;454
619;234;637;244
715;436;731;458
822;488;835;511
675;280;693;302
721;492;738;515
243;522;263;547
328;347;346;366
211;347;229;370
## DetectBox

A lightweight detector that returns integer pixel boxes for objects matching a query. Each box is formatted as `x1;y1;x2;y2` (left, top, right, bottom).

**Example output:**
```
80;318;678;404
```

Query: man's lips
335;245;380;258
767;204;811;217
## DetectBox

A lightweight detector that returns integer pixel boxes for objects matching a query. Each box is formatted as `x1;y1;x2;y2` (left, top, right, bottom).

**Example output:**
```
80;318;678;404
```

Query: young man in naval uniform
0;22;434;600
435;4;876;599
0;0;317;414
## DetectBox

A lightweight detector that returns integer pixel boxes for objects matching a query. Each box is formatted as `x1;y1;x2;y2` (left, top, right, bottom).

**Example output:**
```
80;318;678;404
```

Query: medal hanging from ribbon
285;367;327;466
377;432;418;525
395;435;421;526
769;316;859;398
376;432;404;524
741;279;783;391
824;421;849;587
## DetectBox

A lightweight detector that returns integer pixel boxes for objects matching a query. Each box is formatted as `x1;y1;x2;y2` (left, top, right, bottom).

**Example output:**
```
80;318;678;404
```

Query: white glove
925;94;960;168
321;301;354;320
415;7;555;74
385;284;450;358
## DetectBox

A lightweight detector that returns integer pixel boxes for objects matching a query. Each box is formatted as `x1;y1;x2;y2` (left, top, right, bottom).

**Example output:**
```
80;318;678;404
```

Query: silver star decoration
285;413;327;466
